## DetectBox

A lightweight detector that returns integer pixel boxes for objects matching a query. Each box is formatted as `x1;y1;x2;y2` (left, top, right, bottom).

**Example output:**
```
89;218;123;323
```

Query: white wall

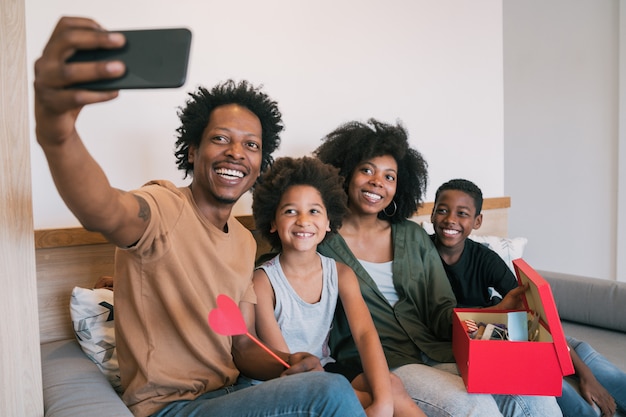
27;0;505;228
27;1;626;281
504;0;622;281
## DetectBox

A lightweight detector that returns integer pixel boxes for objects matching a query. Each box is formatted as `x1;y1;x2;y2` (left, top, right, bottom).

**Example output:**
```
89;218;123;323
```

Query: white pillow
420;221;527;272
420;220;435;234
468;235;528;272
70;286;121;392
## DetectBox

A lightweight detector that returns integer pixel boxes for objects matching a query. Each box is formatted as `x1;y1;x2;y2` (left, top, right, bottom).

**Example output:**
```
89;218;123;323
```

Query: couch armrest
41;339;132;417
540;270;626;333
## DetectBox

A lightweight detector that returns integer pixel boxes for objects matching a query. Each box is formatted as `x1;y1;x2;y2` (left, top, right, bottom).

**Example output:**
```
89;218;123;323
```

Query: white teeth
443;229;460;235
216;168;244;178
295;232;314;237
363;192;382;201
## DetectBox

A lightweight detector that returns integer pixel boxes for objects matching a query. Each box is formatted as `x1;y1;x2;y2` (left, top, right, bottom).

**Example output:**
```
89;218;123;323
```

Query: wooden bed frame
35;196;510;345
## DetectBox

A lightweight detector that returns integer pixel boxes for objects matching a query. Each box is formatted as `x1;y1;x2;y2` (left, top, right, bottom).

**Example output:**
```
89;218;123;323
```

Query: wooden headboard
35;196;510;345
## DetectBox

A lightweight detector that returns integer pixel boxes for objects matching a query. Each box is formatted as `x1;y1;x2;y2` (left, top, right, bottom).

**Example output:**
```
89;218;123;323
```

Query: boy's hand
572;346;617;416
487;283;529;310
579;376;616;417
281;352;323;376
34;17;126;145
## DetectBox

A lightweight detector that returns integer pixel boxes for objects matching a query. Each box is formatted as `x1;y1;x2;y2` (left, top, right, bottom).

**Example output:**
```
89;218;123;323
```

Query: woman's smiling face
347;155;398;216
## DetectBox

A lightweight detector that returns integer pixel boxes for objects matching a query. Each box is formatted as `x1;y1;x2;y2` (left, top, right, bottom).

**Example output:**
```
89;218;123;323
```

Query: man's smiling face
189;104;263;206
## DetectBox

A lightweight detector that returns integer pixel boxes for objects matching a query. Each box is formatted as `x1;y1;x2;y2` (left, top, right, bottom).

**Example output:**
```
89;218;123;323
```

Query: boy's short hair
252;156;347;251
174;79;283;178
435;179;483;215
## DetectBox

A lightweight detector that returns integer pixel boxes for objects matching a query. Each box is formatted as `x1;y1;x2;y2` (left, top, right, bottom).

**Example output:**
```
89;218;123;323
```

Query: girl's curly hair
174;80;283;178
253;156;347;251
314;118;428;223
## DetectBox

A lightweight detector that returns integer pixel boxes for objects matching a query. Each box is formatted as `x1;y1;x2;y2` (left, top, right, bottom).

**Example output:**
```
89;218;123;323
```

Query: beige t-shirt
115;181;256;417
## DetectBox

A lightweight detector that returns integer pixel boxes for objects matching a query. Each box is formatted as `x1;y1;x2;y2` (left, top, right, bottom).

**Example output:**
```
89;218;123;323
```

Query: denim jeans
410;352;563;417
557;336;626;417
150;372;365;417
393;363;504;417
492;394;562;417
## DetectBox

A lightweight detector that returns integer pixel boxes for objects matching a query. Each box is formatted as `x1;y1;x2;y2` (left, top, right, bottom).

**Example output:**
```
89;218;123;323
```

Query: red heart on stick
207;294;290;369
208;294;247;336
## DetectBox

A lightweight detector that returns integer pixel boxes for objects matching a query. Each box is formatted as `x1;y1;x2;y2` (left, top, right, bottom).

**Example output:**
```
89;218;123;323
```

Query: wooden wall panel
0;0;44;415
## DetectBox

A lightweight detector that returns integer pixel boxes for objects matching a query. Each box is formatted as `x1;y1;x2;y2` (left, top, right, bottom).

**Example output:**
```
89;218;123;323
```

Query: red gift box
452;258;574;395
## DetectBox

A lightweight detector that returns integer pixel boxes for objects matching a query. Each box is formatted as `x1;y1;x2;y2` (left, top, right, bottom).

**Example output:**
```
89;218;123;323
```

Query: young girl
252;156;425;417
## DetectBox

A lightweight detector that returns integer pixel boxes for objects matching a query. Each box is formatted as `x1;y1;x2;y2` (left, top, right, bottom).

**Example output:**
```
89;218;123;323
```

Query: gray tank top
258;253;338;366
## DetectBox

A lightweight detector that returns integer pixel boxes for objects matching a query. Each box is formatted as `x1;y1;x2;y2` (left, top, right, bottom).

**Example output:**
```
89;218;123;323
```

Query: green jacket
318;220;457;368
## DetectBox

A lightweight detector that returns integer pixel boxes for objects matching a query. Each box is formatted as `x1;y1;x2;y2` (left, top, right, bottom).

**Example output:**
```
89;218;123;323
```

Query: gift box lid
513;258;574;376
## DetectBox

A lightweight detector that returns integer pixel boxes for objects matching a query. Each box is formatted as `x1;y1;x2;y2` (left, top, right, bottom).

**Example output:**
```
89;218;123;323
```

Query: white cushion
467;235;528;272
420;221;527;272
70;287;121;392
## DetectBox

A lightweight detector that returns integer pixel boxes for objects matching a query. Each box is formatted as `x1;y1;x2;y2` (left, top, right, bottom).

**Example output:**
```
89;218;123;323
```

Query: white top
258;253;338;366
359;259;398;306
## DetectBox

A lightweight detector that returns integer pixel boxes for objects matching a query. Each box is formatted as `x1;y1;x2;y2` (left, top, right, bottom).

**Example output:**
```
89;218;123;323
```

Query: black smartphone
66;28;192;90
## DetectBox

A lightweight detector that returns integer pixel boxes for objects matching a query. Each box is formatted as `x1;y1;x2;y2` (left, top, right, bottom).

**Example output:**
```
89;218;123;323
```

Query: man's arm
34;17;149;247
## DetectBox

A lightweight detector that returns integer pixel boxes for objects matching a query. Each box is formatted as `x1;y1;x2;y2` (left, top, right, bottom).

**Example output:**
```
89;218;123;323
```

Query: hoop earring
383;200;397;217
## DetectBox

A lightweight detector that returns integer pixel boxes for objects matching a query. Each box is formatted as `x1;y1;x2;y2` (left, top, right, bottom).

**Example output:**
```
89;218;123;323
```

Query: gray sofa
41;339;132;417
541;270;626;374
542;270;626;417
41;271;626;417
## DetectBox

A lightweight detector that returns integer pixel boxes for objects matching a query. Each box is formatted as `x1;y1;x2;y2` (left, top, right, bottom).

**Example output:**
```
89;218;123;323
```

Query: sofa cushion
41;339;131;417
467;235;528;273
541;270;626;333
561;321;626;374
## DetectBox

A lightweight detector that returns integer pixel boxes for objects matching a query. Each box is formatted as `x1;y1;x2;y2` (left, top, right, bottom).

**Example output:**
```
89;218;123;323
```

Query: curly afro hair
174;79;283;178
253;156;347;251
314;119;428;223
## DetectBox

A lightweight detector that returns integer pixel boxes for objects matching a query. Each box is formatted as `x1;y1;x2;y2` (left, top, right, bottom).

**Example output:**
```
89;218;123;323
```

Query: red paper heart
208;294;247;336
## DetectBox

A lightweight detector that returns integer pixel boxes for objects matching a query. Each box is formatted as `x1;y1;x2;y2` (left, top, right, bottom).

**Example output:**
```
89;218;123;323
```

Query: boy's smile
431;189;482;252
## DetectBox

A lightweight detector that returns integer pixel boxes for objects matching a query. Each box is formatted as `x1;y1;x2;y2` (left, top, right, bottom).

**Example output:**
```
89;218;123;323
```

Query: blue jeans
414;352;562;417
394;363;503;417
150;372;365;417
557;336;626;417
492;394;562;417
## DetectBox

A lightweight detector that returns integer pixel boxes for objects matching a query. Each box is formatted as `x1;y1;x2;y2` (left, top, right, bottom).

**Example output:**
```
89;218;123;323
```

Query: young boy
430;178;625;417
429;178;520;308
252;156;425;417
